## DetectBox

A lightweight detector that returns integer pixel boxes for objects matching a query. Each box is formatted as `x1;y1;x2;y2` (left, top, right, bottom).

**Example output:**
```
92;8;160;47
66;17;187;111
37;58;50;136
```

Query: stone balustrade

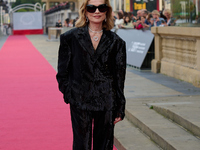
151;27;200;87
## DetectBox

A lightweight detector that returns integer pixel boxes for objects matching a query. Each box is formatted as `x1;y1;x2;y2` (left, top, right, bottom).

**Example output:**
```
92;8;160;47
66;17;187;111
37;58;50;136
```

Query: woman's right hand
114;117;122;125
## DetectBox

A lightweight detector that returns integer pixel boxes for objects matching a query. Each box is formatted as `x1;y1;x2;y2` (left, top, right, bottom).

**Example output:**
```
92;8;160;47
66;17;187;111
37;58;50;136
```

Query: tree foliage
171;0;195;18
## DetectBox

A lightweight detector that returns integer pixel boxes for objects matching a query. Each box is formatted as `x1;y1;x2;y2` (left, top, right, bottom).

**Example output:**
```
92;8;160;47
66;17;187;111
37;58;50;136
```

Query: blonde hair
152;10;160;16
163;9;172;16
75;0;114;30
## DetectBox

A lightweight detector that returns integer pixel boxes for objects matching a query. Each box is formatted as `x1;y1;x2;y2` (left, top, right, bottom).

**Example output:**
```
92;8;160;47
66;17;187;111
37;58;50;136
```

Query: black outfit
55;22;62;39
70;105;114;150
56;25;126;150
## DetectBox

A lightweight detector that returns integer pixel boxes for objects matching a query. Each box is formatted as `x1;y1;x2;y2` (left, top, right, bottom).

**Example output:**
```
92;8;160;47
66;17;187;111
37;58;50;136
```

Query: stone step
125;99;200;150
147;98;200;138
114;118;161;150
152;105;200;137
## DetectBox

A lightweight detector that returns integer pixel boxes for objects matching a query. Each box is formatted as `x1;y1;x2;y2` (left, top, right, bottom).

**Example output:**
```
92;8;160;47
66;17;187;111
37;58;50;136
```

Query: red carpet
0;35;118;150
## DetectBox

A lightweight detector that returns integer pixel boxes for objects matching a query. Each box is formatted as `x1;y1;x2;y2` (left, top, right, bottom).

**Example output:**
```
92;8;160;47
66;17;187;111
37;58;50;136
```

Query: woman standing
151;10;165;27
163;9;176;26
56;0;126;150
119;15;134;29
114;12;124;28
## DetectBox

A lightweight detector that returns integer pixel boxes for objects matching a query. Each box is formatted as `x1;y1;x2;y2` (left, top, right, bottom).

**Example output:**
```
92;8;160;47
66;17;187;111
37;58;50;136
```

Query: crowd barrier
47;27;155;69
115;29;155;69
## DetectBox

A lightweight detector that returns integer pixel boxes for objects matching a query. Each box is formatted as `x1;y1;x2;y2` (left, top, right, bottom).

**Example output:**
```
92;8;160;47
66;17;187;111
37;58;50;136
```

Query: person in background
135;17;143;30
123;12;128;18
68;19;74;27
144;13;153;29
151;10;165;27
129;12;136;23
119;14;133;29
160;10;167;20
145;13;152;25
163;9;176;26
128;12;132;19
64;18;69;27
141;16;149;29
143;10;148;18
143;10;150;25
150;17;155;28
141;9;147;16
115;12;124;28
73;17;79;27
137;10;142;19
128;12;134;22
119;9;124;16
55;19;62;39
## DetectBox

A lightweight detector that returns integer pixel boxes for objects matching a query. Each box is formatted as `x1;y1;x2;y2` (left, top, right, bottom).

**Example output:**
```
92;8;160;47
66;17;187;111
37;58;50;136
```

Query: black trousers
70;105;115;150
56;30;61;39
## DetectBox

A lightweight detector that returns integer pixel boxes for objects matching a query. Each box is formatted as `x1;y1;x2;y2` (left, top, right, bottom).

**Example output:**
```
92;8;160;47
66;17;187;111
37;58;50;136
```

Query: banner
132;0;157;15
116;29;154;68
13;12;42;30
126;0;131;12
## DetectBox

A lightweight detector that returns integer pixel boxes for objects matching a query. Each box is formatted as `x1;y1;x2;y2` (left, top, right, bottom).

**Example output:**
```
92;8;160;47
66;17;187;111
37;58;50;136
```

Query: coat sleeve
115;39;126;120
56;34;71;102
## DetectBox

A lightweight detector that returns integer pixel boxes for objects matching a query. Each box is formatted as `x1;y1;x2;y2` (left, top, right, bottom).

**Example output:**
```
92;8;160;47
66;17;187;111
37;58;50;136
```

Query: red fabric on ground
0;35;72;150
0;35;118;150
13;29;43;35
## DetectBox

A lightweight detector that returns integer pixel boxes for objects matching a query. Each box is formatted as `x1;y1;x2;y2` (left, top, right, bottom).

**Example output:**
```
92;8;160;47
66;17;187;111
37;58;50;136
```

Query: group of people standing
64;17;79;27
114;8;176;30
55;17;79;38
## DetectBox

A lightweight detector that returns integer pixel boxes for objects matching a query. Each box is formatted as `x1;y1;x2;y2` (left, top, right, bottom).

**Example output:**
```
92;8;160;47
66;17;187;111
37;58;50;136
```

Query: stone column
119;0;122;10
151;27;162;73
124;0;126;11
113;0;116;11
46;0;50;10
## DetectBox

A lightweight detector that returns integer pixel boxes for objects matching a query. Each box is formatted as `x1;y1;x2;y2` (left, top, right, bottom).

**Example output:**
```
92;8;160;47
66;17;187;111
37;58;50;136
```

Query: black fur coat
56;25;126;119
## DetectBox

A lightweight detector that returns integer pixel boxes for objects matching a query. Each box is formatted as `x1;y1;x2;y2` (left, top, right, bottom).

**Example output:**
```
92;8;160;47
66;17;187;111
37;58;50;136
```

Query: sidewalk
26;34;200;96
25;34;200;150
6;34;200;150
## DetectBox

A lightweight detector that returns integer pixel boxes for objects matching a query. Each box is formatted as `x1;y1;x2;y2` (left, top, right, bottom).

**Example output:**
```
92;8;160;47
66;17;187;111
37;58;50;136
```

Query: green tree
171;0;182;15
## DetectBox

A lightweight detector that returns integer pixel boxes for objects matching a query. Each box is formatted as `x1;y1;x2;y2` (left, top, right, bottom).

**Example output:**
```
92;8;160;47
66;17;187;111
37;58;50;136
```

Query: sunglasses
86;4;108;13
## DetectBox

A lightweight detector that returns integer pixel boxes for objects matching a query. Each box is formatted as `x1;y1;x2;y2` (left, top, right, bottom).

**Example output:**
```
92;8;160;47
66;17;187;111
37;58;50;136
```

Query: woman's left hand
156;17;160;22
114;117;122;125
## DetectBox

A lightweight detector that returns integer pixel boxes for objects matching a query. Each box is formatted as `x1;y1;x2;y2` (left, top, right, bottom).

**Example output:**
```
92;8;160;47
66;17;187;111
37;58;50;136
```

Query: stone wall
151;27;200;87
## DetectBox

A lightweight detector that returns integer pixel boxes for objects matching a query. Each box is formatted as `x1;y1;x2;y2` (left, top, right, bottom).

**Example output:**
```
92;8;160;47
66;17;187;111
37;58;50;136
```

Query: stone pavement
0;35;8;50
115;69;200;150
5;34;200;150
